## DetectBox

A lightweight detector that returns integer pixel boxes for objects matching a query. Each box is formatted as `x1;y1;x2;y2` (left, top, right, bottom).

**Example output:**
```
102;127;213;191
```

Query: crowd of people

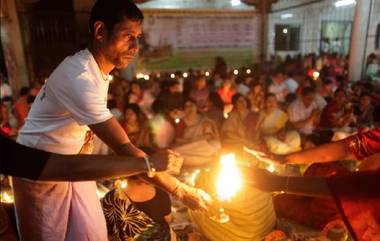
1;50;379;240
0;0;379;239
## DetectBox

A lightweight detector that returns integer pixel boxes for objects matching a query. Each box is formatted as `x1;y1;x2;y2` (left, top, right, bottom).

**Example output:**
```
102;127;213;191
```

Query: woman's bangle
143;156;156;178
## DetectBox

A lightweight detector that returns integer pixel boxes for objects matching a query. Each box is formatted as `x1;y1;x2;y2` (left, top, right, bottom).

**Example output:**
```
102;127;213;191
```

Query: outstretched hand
243;147;286;165
174;183;212;212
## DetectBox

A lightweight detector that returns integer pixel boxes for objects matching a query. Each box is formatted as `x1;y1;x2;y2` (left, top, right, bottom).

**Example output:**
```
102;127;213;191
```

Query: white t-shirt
13;49;112;241
287;98;318;135
17;49;112;154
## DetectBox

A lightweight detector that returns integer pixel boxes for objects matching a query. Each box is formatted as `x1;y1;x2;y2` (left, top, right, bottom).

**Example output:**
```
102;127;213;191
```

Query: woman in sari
254;94;301;155
173;98;221;167
221;94;258;148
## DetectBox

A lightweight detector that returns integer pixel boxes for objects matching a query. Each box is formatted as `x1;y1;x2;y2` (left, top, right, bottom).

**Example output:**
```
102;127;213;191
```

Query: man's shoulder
48;49;96;86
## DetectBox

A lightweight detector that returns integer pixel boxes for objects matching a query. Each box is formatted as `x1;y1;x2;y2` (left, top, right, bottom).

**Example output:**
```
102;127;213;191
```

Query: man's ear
93;21;107;42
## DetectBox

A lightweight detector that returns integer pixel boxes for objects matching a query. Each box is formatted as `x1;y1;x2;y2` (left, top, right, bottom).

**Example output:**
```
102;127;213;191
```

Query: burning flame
216;154;242;201
1;191;14;203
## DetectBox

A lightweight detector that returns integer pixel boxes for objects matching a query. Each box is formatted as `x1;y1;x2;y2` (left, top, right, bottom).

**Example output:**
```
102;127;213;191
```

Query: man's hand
149;149;183;174
174;183;212;212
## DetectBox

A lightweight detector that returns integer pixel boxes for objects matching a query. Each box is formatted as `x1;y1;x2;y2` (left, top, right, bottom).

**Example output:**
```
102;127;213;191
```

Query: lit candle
205;71;210;77
217;153;242;201
183;72;188;78
170;73;175;79
233;69;239;75
211;153;242;223
246;69;251;74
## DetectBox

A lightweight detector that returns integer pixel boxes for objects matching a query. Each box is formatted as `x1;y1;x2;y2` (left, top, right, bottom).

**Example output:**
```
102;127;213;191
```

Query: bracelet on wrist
143;156;156;178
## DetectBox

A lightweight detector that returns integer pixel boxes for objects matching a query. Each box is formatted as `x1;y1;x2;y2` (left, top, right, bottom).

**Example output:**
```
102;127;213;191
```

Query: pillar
348;0;371;81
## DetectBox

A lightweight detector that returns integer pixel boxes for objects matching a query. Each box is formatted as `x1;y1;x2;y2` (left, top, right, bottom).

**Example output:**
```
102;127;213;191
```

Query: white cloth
285;78;299;93
287;98;318;135
264;130;301;155
14;49;112;241
268;82;288;103
0;82;12;98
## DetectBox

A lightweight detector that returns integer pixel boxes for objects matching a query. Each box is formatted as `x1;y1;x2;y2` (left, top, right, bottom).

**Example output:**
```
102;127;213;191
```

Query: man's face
102;19;142;68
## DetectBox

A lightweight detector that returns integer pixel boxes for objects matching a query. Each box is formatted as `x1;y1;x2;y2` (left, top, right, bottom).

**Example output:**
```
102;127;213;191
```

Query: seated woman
102;176;174;241
247;81;265;113
121;104;151;148
221;94;258;148
173;98;221;167
254;94;301;155
255;94;289;137
204;92;224;130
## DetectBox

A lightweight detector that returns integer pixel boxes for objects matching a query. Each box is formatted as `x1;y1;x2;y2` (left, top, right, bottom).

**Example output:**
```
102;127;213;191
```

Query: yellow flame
217;154;242;201
1;191;14;203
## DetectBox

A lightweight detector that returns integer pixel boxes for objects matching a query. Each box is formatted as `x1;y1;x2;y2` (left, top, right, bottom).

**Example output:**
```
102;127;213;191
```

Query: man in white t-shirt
287;87;320;135
13;1;209;241
268;69;289;103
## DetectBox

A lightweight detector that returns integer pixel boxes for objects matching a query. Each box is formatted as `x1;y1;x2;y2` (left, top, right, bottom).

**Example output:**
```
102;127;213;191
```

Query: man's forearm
285;140;353;164
39;154;147;181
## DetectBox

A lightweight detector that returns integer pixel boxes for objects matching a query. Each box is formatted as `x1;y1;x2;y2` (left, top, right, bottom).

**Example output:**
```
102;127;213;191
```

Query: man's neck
88;44;114;74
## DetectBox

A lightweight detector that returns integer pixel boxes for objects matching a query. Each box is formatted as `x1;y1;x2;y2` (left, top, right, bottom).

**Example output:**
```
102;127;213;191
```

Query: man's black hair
89;0;143;37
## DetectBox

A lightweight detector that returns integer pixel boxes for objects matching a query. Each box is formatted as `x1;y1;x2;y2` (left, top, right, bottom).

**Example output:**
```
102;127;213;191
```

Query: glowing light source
283;28;288;34
108;75;114;82
205;71;210;77
136;73;144;79
175;118;180;124
334;0;355;7
216;153;242;201
0;191;13;203
183;72;188;78
313;71;320;80
120;180;128;189
170;73;175;79
267;164;276;173
246;69;251;74
143;74;150;80
233;69;239;75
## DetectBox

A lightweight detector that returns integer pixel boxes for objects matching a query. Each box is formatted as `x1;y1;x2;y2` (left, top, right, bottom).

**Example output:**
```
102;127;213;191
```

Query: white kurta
14;49;113;241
